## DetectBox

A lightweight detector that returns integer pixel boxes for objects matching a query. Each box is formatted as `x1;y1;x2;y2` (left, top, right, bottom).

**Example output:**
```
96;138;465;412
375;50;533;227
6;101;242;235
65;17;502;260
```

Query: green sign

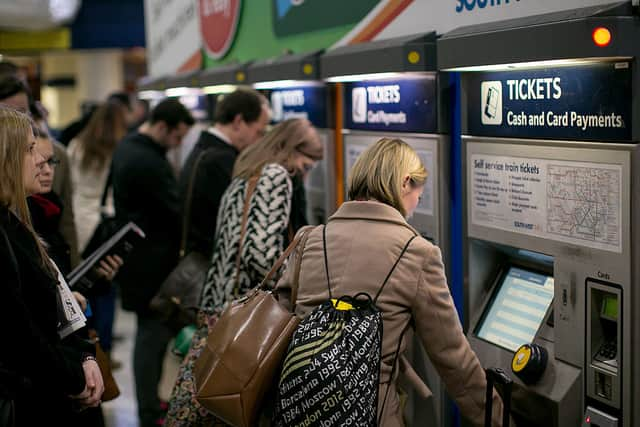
204;1;380;68
272;0;380;36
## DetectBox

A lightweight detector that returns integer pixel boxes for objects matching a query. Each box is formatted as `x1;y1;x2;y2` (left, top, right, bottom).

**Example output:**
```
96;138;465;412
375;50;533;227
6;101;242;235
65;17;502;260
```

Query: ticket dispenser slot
586;281;622;411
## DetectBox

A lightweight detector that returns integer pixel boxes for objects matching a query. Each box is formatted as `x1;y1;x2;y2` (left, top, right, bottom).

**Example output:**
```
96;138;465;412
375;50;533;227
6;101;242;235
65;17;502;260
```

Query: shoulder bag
193;224;314;427
81;172;119;260
150;152;210;332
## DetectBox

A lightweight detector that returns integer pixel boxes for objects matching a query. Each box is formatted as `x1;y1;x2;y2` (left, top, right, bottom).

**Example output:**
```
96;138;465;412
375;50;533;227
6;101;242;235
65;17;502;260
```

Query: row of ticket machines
145;3;639;426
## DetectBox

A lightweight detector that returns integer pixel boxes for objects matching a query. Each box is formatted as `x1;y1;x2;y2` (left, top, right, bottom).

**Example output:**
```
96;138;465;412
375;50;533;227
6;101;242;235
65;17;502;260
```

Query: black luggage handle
485;367;512;427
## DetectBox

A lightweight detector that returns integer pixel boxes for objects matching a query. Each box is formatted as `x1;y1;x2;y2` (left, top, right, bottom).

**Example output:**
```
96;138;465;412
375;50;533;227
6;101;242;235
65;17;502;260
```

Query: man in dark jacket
179;88;270;258
111;99;194;427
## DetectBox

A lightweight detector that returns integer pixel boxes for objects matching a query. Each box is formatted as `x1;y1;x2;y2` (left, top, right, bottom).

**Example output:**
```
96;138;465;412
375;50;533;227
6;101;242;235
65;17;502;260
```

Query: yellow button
331;299;353;311
407;51;420;64
512;345;531;372
303;63;314;75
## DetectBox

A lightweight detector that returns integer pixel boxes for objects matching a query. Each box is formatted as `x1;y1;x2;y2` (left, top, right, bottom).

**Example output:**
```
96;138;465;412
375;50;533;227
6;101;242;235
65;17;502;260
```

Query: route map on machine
470;153;623;253
547;165;620;248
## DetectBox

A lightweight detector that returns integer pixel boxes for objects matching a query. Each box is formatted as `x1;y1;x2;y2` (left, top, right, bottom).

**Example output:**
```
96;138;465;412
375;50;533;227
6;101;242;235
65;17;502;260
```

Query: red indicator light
586;416;591;424
593;27;611;47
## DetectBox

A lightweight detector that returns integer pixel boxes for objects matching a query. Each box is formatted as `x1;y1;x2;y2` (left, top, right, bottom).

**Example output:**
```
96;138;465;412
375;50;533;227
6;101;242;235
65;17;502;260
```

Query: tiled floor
102;306;181;427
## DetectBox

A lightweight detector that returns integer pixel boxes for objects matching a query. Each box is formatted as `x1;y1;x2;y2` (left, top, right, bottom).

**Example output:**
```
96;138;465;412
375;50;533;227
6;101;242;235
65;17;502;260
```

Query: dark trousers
89;285;117;352
133;312;172;427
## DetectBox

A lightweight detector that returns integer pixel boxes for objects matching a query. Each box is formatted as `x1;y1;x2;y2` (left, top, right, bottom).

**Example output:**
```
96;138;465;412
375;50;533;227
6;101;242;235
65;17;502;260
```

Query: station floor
102;305;181;427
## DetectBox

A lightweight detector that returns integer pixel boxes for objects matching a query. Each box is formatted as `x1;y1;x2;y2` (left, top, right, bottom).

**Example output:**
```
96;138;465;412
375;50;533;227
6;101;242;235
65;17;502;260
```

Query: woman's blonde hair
348;137;427;217
233;118;323;179
0;106;53;271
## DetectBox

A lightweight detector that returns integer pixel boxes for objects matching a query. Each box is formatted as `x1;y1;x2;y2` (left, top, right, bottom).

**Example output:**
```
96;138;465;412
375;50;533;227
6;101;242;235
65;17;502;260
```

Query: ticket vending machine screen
476;267;554;352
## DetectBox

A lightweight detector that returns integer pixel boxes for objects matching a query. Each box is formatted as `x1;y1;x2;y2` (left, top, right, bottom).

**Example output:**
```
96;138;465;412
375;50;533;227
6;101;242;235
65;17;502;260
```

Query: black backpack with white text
273;225;416;426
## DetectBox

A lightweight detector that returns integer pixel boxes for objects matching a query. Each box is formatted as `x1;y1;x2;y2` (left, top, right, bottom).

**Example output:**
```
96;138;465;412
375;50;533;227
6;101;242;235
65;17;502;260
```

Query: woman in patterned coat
166;118;323;426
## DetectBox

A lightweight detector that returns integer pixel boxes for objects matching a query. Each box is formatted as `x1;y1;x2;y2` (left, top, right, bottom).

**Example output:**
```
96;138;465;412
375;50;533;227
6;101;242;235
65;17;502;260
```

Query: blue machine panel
344;76;437;133
467;62;632;142
267;85;327;128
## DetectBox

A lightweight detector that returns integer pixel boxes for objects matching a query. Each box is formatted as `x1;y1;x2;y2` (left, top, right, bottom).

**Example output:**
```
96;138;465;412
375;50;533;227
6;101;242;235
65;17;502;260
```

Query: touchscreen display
476;267;554;352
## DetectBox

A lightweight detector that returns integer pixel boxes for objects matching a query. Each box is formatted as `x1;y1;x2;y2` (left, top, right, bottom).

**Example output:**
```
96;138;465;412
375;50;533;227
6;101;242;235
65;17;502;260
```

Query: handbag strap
99;171;112;209
232;176;259;297
259;225;314;308
180;151;207;257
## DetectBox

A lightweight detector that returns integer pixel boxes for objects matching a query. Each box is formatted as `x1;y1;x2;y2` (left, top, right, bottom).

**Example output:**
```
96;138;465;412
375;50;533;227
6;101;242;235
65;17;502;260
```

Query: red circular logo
200;0;242;59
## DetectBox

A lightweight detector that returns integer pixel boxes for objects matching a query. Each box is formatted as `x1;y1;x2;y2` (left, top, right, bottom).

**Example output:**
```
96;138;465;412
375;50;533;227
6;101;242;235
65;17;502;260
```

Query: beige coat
275;201;505;427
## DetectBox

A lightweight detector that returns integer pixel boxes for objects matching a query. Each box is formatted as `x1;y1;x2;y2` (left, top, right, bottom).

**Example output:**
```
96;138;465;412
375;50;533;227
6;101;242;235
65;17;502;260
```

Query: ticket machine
322;32;452;427
164;70;210;122
439;3;639;426
137;74;168;106
249;51;336;224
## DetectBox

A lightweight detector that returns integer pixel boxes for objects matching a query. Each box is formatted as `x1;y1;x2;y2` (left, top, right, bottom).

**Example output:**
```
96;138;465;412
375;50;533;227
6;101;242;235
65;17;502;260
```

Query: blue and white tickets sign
344;76;437;133
268;85;327;128
468;63;632;141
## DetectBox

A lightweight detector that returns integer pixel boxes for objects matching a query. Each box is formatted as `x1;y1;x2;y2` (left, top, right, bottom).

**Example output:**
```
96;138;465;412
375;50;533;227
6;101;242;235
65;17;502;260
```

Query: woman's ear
401;175;411;193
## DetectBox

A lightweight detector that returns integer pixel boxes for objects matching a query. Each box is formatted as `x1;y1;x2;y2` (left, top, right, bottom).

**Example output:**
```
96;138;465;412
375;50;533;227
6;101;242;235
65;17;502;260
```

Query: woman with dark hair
166;118;324;426
0;106;104;426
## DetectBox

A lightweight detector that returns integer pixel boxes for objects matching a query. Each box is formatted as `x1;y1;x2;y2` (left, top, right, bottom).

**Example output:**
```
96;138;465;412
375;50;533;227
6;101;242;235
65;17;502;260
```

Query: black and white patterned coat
199;163;292;312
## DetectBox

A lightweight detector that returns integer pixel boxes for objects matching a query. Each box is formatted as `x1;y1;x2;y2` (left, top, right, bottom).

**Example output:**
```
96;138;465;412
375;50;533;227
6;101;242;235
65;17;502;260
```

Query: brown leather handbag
150;152;209;332
193;225;313;427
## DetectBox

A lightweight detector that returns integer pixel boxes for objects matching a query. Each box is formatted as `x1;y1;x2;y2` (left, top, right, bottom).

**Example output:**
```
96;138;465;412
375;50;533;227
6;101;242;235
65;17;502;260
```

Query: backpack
273;225;416;427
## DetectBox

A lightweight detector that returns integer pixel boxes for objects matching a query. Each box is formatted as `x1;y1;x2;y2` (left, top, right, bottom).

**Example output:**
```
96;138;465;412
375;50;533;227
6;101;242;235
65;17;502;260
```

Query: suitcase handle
485;367;512;427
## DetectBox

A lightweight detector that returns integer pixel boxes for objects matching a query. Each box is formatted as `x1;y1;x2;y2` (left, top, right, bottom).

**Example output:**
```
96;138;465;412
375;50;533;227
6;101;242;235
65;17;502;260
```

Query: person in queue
68;100;128;253
110;98;194;427
68;100;129;369
0;74;81;268
179;88;270;260
29;126;123;281
28;121;123;427
166;118;323;426
274;138;508;427
0;106;104;426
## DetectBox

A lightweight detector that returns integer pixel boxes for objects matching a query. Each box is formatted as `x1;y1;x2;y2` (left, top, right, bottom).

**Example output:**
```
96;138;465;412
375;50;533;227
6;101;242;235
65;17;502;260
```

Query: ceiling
0;0;81;31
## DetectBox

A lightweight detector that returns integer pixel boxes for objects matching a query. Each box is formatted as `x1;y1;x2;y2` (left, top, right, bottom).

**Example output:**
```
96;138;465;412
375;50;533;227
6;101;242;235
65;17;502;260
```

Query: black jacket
111;132;181;312
179;130;239;258
0;207;90;425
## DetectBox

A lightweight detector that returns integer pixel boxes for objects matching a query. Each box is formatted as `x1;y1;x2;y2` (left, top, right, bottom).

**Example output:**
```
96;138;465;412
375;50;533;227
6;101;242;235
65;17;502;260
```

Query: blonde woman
0;106;103;426
166;118;323;426
274;138;507;426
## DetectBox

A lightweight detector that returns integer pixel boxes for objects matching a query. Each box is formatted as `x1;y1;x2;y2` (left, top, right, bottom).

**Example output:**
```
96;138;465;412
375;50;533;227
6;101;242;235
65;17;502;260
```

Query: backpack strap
321;224;332;300
322;226;417;303
373;234;417;303
378;324;410;425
